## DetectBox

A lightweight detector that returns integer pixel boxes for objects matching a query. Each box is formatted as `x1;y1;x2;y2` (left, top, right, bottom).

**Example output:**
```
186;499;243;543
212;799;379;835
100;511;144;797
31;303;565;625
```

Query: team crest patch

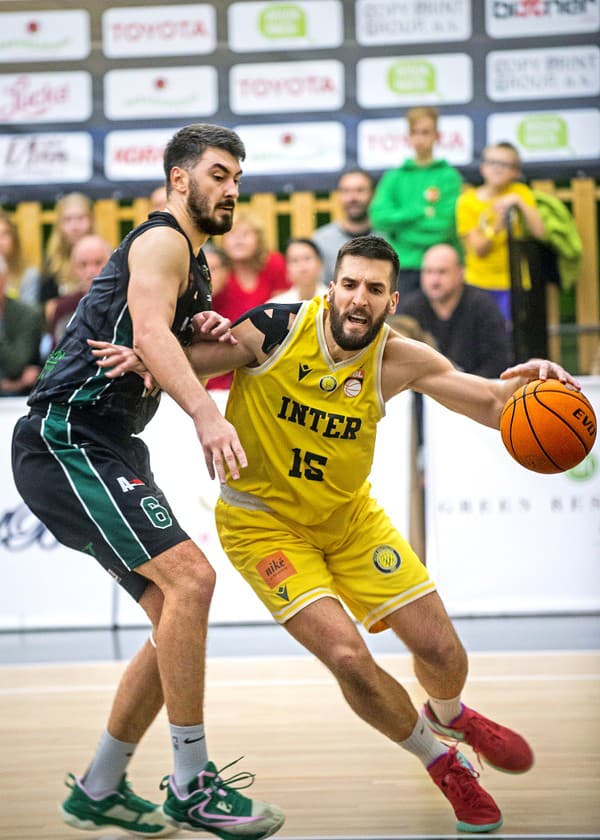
343;369;364;398
256;551;297;589
372;545;401;574
319;375;337;392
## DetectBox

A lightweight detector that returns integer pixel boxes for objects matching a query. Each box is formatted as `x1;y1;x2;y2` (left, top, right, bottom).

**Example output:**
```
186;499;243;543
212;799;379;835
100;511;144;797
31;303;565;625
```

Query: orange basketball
500;379;597;474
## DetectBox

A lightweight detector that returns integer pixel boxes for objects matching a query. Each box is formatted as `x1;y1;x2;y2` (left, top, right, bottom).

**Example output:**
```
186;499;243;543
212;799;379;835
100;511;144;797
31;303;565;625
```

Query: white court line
274;834;600;839
0;647;598;673
0;671;598;697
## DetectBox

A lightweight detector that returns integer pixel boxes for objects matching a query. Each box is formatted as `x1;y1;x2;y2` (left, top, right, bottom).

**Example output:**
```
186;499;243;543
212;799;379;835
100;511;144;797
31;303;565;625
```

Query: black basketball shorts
11;404;191;601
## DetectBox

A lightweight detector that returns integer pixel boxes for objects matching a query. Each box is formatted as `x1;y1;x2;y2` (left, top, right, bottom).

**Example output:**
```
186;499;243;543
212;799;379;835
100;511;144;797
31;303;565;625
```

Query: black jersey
28;211;212;435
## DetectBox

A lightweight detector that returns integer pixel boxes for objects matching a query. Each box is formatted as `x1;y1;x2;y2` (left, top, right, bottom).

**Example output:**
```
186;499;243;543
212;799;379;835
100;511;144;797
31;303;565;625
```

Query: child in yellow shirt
456;142;544;321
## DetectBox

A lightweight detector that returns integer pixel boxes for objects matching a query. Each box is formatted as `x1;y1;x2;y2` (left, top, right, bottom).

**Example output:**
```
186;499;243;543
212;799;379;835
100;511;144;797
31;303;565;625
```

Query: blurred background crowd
1;106;598;399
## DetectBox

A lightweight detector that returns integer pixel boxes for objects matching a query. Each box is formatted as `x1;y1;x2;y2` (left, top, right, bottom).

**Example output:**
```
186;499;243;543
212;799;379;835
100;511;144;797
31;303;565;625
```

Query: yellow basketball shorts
215;488;436;633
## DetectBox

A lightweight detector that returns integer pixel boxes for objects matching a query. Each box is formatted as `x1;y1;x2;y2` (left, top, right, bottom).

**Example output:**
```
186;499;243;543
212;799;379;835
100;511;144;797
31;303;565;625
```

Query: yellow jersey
222;296;390;525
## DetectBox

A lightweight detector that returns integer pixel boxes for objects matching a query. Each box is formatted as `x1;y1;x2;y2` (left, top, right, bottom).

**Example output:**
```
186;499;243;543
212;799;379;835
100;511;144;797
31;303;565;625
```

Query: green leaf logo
566;452;597;482
387;60;436;95
258;3;306;38
517;115;569;151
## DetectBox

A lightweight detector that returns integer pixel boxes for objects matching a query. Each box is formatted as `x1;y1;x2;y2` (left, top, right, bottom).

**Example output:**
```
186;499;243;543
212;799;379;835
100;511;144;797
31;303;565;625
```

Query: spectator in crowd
0;210;41;304
203;242;231;298
45;234;112;352
148;184;167;213
214;210;289;323
397;243;513;378
0;254;42;396
271;238;327;303
38;192;95;304
312;168;378;282
369;106;462;297
207;213;288;390
456;141;545;322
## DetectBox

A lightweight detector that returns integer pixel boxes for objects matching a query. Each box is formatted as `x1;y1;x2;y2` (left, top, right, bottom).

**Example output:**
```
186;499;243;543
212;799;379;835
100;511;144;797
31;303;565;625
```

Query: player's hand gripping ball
500;379;597;474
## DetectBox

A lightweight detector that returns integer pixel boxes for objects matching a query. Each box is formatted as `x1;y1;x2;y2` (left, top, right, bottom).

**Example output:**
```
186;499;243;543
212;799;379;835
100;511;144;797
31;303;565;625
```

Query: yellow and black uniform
216;296;435;632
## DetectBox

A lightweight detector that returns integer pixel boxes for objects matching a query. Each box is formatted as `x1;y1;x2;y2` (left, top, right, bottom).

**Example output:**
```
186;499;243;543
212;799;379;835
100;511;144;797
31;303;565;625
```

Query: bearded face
328;286;389;351
186;177;235;236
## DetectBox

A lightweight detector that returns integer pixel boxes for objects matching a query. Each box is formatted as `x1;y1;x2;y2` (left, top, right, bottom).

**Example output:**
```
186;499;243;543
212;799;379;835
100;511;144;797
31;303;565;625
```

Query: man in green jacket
369;106;462;297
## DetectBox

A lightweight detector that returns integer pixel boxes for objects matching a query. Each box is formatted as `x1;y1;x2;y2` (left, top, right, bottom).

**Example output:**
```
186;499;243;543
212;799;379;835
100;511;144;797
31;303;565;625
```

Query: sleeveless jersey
28;211;212;435
223;296;390;525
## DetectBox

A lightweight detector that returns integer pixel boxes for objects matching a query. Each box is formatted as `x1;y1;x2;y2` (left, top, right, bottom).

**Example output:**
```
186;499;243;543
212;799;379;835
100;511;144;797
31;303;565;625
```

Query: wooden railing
8;177;600;371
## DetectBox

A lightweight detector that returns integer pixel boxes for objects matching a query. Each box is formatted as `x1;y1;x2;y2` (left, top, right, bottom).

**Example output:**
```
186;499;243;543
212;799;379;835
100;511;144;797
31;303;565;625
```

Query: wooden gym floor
0;620;599;840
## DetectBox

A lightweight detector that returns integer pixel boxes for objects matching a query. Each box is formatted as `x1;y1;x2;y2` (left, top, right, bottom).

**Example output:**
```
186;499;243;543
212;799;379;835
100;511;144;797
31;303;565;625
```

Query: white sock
83;729;136;797
170;722;208;790
399;715;448;768
428;695;463;726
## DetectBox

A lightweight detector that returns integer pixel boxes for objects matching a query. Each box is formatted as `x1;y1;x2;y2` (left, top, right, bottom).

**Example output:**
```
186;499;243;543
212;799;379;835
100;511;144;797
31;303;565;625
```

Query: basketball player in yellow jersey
92;235;579;834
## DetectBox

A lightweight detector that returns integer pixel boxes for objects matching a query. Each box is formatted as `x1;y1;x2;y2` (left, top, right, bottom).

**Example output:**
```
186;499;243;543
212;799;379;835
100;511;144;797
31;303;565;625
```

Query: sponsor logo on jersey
298;362;312;380
343;368;364;397
256;550;297;589
117;476;145;492
372;544;401;574
319;374;337;392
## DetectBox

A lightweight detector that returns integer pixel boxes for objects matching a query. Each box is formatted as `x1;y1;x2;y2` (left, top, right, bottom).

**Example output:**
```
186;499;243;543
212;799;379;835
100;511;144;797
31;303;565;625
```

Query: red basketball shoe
423;702;534;773
428;747;503;833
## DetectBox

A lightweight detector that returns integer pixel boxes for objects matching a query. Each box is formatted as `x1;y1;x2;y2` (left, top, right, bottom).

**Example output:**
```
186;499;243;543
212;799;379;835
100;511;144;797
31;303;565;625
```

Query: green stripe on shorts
42;403;150;568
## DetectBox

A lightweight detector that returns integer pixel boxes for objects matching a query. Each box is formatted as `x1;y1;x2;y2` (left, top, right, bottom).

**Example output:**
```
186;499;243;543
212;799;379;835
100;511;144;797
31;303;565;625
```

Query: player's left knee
416;634;467;672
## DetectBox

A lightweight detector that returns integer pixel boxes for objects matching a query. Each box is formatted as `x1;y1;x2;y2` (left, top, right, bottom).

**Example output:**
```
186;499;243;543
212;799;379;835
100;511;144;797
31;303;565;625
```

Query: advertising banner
423;378;600;616
0;390;412;630
0;0;598;202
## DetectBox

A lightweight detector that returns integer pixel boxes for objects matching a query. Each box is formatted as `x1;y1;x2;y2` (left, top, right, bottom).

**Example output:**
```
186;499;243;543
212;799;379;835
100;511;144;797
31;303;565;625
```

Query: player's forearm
134;328;216;421
188;340;253;377
483;376;529;428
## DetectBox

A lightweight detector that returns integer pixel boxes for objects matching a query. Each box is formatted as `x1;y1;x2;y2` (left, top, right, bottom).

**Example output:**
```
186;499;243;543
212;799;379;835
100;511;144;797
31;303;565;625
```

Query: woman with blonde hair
214;210;289;322
0;209;40;304
39;192;94;302
206;211;289;390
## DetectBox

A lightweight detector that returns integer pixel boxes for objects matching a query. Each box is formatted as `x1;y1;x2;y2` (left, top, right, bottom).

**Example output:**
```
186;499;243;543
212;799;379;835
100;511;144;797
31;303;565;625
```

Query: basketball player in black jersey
11;124;284;839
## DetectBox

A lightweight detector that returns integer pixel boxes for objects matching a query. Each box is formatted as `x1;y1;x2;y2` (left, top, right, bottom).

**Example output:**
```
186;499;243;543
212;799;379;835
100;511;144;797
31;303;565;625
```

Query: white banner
104;66;217;121
486;0;600;39
358;115;473;169
227;1;343;52
229;60;344;115
0;10;90;63
0;131;92;185
0;391;412;630
487;108;600;162
102;4;216;58
356;0;471;45
234;121;346;175
423;377;600;616
486;46;600;103
0;399;114;630
104;128;175;181
0;71;92;125
357;54;472;108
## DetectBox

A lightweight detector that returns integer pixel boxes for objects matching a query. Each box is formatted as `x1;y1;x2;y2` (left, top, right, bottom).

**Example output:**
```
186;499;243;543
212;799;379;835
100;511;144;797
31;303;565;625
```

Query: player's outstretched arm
383;334;579;430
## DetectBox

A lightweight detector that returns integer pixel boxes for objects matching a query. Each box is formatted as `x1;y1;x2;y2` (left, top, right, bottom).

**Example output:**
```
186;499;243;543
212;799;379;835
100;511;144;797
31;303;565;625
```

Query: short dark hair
333;235;400;292
284;237;323;261
338;168;375;190
163;123;246;183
